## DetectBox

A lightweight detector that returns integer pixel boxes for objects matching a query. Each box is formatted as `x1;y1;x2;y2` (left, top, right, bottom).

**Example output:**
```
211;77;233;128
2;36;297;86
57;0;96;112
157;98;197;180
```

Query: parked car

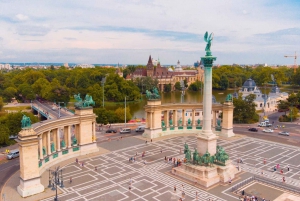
106;129;117;133
120;128;131;134
6;149;19;160
278;131;290;136
135;126;145;132
248;128;258;132
263;129;274;133
258;122;272;127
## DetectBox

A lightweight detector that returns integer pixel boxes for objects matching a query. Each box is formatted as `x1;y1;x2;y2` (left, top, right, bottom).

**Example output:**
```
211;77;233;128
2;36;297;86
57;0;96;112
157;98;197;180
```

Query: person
151;139;152;142
133;157;136;162
240;158;243;163
95;166;97;171
283;176;285;183
241;190;245;195
129;177;132;184
280;169;283;175
181;191;185;198
174;185;176;192
179;148;182;154
129;184;132;191
69;177;72;184
76;158;78;163
145;140;148;144
287;165;290;171
165;156;167;162
263;158;266;165
160;148;162;153
274;166;277;172
195;192;199;200
228;177;232;184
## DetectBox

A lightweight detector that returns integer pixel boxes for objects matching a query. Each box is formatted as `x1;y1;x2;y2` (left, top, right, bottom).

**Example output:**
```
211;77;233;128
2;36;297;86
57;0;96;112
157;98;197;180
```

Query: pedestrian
95;166;97;171
129;184;132;191
174;185;176;192
133;157;136;162
165;156;167;162
283;176;285;183
76;158;78;163
195;192;199;200
160;148;162;153
277;164;280;169
274;166;277;172
228;177;232;184
145;140;148;144
179;148;182;154
129;177;132;184
82;162;84;168
151;139;152;142
121;136;123;140
287;165;290;171
263;158;266;165
261;170;264;175
181;191;185;198
69;177;72;184
280;169;284;175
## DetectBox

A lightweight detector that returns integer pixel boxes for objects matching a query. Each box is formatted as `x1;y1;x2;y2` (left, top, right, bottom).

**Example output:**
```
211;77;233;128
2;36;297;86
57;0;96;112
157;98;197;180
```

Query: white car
263;129;274;133
278;131;290;136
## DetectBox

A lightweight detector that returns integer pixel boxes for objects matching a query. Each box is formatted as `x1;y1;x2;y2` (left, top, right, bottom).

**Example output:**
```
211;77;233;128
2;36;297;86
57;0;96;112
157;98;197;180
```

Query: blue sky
0;0;299;65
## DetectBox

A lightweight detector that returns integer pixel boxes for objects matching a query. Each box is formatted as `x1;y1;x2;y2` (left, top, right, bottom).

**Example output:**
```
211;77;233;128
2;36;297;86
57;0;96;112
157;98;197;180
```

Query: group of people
240;194;270;201
165;156;182;167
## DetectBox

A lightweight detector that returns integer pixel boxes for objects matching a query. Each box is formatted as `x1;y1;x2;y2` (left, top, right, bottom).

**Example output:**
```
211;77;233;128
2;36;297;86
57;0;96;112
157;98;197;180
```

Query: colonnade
17;108;98;198
143;100;234;139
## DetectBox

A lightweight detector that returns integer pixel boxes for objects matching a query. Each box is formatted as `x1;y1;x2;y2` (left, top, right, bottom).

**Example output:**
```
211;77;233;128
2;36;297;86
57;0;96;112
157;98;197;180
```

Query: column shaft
56;128;60;151
192;109;195;126
174;110;178;127
39;137;43;160
150;112;153;129
182;109;186;126
67;126;71;148
47;131;51;154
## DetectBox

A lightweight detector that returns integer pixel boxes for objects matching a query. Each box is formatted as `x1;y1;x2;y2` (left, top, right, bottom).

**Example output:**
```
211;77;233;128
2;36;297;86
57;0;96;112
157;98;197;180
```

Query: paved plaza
29;135;300;201
3;135;300;201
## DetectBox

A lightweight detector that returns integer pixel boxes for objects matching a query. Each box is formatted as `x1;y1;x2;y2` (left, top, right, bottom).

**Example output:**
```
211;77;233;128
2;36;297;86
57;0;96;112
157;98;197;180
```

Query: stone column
92;122;96;142
39;137;43;160
182;109;186;126
197;52;218;156
53;129;57;151
42;133;47;155
146;112;149;128
150;112;153;129
164;110;169;127
47;131;51;154
67;126;72;148
17;128;44;197
212;111;216;128
220;102;235;137
56;129;60;151
192;109;195;126
76;124;81;145
174;110;178;127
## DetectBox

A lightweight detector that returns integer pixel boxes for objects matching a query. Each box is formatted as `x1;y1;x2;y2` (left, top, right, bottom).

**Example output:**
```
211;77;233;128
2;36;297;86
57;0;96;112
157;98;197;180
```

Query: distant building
0;64;12;70
63;63;69;68
74;64;95;68
115;67;123;77
239;78;288;112
127;55;204;91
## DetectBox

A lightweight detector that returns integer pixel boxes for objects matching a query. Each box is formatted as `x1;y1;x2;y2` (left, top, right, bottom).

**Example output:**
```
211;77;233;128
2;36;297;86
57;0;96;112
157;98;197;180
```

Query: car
6;149;19;160
263;129;274;133
135;126;145;132
279;131;290;136
120;128;131;134
248;128;258;132
106;129;117;133
9;135;18;139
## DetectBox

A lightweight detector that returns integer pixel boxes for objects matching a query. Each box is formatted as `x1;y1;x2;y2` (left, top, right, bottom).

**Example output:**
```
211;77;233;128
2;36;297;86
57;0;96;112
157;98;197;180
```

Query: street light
50;167;64;201
125;96;127;128
57;102;64;118
102;77;106;108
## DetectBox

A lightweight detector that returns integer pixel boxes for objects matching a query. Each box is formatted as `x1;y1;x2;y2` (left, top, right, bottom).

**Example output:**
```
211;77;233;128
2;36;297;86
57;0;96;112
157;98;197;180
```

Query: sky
0;0;299;65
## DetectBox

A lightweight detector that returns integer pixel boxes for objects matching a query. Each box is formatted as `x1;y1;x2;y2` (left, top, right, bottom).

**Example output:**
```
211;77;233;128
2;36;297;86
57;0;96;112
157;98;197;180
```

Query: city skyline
0;0;299;64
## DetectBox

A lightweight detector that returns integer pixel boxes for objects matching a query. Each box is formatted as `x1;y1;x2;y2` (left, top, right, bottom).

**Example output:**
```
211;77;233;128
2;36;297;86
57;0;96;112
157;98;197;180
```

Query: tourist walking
263;158;266;165
174;185;176;192
287;165;290;171
69;177;72;184
95;166;97;171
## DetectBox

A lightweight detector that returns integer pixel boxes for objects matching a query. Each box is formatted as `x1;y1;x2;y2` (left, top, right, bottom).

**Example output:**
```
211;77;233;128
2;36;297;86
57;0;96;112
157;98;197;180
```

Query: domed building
239;78;288;112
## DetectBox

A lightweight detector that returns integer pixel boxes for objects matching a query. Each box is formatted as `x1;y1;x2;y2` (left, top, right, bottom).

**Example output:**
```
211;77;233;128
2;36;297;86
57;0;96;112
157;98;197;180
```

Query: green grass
2;106;31;111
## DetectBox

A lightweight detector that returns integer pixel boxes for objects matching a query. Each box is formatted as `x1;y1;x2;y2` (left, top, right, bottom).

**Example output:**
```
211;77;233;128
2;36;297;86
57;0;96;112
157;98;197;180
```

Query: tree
188;81;203;91
87;84;103;107
164;84;171;92
233;94;259;123
115;107;132;122
0;124;10;145
3;87;17;102
219;75;229;90
94;108;117;124
175;82;181;90
0;97;4;111
277;100;290;114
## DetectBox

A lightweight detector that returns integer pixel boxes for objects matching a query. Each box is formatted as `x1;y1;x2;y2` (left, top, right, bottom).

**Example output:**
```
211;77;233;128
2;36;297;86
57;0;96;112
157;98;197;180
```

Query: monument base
172;160;240;188
219;127;235;138
142;128;162;139
196;133;218;155
17;177;44;197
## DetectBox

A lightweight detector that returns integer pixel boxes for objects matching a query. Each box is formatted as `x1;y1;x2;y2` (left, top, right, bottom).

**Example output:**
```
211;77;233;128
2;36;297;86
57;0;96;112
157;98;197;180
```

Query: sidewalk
1;147;110;201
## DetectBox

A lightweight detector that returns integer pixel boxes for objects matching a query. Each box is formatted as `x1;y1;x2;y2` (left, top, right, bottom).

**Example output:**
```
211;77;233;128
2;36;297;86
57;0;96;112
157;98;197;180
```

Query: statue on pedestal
74;93;95;108
72;137;77;146
193;148;200;164
187;118;191;125
225;94;233;102
197;119;201;125
21;114;31;129
145;87;160;100
61;140;66;148
178;119;182;126
42;146;46;156
215;145;229;164
169;119;173;127
51;143;55;153
161;120;165;127
204;31;214;56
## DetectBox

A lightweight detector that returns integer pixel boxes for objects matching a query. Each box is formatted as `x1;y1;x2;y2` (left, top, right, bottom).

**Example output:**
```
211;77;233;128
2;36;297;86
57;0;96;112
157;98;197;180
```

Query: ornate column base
17;177;44;198
219;128;235;138
142;128;162;139
196;134;218;156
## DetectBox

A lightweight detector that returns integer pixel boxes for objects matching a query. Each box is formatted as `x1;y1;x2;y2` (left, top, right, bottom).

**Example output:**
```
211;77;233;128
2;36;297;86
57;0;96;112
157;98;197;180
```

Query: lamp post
57;102;64;118
102;77;106;108
180;80;185;103
50;167;64;201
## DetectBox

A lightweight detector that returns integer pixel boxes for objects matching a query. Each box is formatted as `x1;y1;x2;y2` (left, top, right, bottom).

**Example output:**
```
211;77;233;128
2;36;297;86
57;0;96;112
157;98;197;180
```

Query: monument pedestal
172;160;240;188
197;133;218;156
16;128;45;197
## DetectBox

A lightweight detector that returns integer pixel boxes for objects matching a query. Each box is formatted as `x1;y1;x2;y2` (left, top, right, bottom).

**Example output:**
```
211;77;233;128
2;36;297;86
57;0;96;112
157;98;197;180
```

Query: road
33;100;73;119
0;159;19;199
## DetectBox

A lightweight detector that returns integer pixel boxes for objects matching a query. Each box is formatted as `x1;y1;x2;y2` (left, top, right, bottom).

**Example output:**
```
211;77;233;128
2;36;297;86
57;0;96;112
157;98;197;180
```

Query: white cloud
0;0;299;64
15;14;29;21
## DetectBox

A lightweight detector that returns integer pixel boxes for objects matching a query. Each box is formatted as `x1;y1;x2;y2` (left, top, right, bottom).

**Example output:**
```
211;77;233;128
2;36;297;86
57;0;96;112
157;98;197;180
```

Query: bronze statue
204;31;214;56
21;114;31;128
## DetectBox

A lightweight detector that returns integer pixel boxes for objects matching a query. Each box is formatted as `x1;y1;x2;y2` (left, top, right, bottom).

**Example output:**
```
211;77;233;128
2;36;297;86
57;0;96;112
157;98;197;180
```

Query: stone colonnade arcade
143;101;234;139
16;107;98;197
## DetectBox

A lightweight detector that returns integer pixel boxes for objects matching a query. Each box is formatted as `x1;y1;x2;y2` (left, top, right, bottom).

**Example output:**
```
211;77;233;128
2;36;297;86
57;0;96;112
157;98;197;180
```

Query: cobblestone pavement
38;136;300;201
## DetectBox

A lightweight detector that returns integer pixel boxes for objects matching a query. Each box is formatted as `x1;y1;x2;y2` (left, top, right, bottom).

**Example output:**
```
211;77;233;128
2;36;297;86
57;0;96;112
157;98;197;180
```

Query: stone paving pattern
39;135;300;201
